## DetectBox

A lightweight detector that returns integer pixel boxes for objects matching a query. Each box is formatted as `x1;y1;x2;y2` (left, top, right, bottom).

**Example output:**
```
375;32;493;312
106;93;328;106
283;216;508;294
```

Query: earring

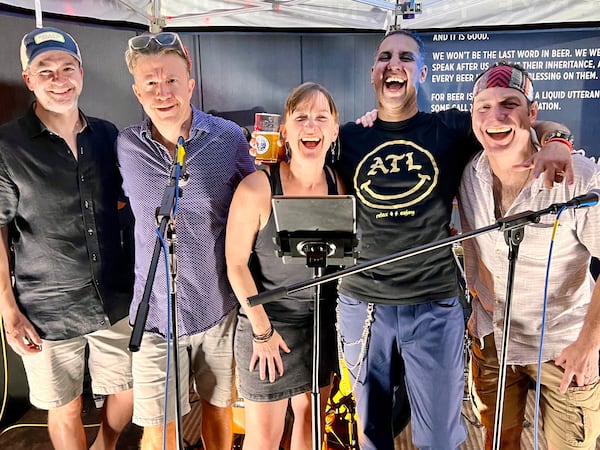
329;137;340;164
284;142;291;162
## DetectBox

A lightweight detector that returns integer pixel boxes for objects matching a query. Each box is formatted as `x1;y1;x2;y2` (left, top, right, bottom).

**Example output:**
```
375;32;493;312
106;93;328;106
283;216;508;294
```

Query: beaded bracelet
252;325;274;343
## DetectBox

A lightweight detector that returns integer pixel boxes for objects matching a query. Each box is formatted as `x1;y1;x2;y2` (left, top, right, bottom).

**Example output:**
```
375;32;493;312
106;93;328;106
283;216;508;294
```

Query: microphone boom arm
248;208;549;307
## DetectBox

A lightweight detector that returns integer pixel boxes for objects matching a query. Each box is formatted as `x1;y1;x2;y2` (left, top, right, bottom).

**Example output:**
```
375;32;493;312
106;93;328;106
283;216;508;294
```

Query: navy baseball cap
20;27;82;71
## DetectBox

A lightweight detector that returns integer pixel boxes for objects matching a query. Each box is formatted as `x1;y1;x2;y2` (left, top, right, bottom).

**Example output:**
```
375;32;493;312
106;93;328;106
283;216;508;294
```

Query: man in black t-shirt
335;30;574;450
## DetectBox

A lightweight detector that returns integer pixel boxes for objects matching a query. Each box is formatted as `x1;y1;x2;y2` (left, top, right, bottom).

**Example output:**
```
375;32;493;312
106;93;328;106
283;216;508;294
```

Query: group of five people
0;23;598;450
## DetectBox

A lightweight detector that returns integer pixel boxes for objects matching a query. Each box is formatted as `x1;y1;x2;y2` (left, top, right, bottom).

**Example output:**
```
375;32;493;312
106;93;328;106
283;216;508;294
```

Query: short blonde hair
125;44;191;74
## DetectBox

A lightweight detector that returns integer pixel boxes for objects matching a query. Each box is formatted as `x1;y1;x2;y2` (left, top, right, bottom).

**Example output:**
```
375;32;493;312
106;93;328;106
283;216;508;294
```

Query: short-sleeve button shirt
117;105;255;337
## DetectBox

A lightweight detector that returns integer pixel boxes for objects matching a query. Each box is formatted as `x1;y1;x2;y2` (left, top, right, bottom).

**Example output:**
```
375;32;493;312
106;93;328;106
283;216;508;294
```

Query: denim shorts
234;301;337;402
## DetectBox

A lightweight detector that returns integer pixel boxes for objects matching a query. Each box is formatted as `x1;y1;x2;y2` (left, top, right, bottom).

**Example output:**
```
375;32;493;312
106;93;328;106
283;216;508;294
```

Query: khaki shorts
469;334;600;450
132;308;236;426
21;318;133;410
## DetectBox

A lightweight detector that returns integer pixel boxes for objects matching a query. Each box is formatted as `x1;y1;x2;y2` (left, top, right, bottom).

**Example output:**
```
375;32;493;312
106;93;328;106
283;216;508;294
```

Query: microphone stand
248;206;564;450
491;226;523;450
303;243;329;450
129;152;188;450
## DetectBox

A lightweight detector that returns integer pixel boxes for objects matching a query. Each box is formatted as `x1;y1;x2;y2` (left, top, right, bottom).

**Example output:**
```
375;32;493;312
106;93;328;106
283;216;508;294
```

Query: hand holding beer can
253;113;282;164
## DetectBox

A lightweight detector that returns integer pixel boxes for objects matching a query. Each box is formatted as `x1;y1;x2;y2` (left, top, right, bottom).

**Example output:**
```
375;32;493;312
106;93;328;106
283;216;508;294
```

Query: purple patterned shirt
117;105;255;337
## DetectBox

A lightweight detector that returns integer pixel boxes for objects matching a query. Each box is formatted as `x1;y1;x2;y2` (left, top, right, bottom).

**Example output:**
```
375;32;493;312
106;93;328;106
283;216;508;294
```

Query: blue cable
156;228;172;450
534;205;567;450
155;161;182;449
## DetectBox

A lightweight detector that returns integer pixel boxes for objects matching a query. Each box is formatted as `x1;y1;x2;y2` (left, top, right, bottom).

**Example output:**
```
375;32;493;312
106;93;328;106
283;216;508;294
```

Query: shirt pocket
518;220;560;261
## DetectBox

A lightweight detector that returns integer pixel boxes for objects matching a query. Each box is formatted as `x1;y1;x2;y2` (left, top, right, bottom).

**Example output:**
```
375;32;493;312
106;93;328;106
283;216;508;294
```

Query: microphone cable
533;204;567;450
156;151;185;449
155;226;173;450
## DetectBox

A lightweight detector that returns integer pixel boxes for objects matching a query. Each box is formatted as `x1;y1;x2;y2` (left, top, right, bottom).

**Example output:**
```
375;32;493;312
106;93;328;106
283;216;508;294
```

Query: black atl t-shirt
335;109;479;305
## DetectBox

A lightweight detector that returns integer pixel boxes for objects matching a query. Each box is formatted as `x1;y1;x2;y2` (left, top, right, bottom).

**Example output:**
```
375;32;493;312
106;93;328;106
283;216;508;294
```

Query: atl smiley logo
354;140;439;210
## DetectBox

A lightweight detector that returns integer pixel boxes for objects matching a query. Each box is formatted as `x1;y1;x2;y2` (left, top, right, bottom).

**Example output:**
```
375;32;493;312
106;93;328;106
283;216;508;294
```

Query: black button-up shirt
0;105;133;340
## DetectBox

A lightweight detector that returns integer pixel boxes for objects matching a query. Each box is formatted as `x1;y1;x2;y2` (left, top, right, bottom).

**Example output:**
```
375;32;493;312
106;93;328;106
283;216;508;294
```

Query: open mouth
486;126;512;140
50;88;73;96
384;76;406;91
301;137;321;150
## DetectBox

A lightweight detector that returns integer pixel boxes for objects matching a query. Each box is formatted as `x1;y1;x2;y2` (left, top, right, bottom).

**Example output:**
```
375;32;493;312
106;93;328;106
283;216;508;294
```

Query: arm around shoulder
522;120;574;187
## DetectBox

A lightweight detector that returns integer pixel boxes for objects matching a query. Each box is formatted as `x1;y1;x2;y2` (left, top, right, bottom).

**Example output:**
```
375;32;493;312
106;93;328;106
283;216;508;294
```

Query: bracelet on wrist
252;325;274;343
543;130;574;152
544;137;573;152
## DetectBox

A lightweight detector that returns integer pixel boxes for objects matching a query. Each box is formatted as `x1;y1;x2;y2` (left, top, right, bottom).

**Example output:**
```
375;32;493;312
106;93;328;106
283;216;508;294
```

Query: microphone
565;189;600;209
175;136;190;185
551;189;600;212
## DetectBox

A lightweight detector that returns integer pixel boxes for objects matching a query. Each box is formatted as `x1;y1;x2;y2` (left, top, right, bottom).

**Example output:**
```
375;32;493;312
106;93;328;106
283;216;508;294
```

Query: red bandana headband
472;64;534;102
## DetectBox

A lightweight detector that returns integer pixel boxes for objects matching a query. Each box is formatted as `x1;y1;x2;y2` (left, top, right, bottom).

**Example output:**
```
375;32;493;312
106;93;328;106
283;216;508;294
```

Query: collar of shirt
22;102;91;139
138;104;210;148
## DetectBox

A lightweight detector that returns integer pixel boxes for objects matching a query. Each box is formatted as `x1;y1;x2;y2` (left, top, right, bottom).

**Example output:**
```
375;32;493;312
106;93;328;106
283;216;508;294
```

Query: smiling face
370;32;427;121
22;50;83;114
471;86;537;156
283;89;339;163
131;52;195;132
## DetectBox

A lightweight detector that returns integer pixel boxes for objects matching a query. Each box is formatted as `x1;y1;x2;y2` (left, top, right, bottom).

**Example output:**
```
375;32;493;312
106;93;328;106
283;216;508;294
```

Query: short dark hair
376;30;426;67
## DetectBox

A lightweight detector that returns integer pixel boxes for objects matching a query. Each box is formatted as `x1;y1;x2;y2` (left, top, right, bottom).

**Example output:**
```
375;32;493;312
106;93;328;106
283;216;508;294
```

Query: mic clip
172;136;190;186
170;162;189;186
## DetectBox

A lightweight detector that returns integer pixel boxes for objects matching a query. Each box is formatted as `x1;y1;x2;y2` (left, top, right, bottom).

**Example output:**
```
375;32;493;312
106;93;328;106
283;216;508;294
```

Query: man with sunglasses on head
0;27;134;450
117;32;255;450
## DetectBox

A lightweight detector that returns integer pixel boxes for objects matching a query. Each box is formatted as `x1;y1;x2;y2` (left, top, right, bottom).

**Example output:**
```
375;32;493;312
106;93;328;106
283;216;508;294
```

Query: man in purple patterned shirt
117;32;255;450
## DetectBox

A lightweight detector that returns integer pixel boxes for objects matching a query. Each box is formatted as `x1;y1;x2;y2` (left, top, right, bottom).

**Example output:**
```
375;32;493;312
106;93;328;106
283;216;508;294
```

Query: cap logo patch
34;31;67;45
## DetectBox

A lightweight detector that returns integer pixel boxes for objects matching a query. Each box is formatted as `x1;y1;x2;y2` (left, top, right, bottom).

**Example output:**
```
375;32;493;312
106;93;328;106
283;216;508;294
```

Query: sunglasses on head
128;32;184;52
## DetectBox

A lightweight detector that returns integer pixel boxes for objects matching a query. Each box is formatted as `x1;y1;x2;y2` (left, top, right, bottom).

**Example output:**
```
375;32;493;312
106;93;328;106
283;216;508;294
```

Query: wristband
543;130;574;152
252;325;274;343
544;137;573;152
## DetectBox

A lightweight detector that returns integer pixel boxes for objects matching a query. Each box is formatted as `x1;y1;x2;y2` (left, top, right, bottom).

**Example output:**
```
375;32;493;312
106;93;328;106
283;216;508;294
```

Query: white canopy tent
1;0;598;32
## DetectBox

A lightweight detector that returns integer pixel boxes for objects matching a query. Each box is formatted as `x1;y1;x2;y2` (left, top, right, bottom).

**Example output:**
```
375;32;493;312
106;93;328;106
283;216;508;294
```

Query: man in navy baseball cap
20;26;82;71
1;25;134;450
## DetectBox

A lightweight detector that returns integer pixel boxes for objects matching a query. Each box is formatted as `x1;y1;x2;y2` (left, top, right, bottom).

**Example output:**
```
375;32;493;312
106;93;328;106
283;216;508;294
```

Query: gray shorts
132;308;236;426
234;302;337;402
20;317;133;410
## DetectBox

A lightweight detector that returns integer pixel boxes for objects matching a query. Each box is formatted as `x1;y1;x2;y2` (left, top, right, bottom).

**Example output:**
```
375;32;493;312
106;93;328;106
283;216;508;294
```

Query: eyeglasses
128;32;185;52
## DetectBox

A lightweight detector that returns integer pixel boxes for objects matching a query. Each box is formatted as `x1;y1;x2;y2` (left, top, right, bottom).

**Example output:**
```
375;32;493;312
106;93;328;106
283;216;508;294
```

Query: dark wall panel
193;33;303;129
0;13;143;129
0;12;382;131
302;34;382;126
419;28;600;158
2;11;597;160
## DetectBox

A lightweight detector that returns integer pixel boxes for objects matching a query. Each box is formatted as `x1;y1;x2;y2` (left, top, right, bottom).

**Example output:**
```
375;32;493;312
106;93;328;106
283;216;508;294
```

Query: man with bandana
335;30;575;450
459;61;600;450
